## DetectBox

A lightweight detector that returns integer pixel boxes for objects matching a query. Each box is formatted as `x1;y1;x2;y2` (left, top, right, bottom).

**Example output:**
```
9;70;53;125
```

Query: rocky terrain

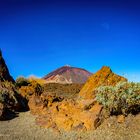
0;50;140;140
43;65;92;84
29;66;127;132
0;111;140;140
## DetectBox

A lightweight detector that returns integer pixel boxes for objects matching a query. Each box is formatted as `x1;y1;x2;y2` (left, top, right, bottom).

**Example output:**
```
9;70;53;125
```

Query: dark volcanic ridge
0;50;14;82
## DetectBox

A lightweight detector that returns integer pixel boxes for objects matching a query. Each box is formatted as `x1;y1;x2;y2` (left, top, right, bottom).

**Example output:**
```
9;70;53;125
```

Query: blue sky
0;0;140;81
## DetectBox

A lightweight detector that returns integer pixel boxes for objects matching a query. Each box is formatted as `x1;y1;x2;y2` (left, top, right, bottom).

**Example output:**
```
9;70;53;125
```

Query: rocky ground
0;111;140;140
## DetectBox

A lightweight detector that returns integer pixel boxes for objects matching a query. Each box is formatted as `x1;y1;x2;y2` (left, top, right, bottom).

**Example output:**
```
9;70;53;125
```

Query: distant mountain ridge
42;65;92;84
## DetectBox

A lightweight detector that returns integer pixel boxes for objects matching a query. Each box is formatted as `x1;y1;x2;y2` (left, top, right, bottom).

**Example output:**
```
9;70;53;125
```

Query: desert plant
16;76;30;88
95;82;140;116
28;76;46;85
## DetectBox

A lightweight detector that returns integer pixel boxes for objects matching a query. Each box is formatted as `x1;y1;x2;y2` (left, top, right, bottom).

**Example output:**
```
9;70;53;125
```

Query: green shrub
16;76;30;88
95;82;140;116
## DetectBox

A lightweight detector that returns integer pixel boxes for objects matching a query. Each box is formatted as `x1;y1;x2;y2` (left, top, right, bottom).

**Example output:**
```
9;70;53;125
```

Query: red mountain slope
43;65;92;84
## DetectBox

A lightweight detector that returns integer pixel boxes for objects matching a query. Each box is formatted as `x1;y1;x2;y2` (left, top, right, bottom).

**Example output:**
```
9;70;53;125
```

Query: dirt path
0;111;59;140
0;111;140;140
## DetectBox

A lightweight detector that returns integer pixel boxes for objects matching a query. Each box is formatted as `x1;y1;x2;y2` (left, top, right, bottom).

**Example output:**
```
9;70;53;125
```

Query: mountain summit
42;65;92;84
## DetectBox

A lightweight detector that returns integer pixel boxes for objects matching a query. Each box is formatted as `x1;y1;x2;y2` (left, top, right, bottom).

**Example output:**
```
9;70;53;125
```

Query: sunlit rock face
30;95;103;131
79;66;127;99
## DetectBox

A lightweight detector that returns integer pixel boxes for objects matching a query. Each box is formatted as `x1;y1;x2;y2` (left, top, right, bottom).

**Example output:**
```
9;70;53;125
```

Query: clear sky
0;0;140;81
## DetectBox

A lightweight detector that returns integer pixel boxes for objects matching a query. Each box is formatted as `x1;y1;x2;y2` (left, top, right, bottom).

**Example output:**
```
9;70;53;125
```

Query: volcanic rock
28;96;45;115
79;66;127;99
117;115;125;123
29;91;103;131
35;99;103;131
0;50;14;82
0;50;27;119
28;93;64;115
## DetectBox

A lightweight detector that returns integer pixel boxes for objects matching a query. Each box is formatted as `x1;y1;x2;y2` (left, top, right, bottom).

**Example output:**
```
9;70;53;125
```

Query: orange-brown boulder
36;99;103;131
28;93;64;115
117;115;125;123
28;96;46;115
79;66;127;99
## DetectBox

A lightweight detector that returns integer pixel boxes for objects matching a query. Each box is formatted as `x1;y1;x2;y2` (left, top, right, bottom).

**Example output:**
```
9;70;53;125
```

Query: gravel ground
0;111;140;140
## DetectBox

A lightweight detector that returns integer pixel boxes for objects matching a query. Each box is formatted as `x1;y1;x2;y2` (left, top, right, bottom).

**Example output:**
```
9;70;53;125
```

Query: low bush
95;82;140;116
16;76;30;88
